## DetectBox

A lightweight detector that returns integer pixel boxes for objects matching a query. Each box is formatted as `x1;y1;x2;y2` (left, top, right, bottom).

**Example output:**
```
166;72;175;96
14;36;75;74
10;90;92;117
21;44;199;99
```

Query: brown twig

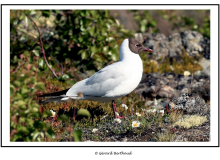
47;52;64;75
21;10;58;77
10;61;25;73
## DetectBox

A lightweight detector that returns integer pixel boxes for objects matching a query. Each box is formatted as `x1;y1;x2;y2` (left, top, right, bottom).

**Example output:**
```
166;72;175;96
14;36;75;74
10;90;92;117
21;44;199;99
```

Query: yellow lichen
173;115;207;129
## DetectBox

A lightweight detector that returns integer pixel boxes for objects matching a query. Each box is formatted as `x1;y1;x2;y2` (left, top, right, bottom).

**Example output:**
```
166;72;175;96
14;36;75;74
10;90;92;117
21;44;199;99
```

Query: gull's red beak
144;47;153;52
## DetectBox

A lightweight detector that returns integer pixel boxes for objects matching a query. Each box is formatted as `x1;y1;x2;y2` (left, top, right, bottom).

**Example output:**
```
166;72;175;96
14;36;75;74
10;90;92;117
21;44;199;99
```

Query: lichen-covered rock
135;73;210;102
169;93;209;116
135;30;210;60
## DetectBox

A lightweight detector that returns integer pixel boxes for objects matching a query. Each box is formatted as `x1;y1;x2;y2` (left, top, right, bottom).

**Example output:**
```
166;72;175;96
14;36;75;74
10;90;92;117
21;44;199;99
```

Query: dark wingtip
37;88;70;98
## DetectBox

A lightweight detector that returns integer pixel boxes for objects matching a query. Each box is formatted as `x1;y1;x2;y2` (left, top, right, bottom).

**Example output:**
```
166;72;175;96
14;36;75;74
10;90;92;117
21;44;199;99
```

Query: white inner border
2;4;219;147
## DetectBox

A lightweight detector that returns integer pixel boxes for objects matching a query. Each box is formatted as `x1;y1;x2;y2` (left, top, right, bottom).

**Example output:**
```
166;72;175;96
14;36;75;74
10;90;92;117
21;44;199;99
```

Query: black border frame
2;4;219;147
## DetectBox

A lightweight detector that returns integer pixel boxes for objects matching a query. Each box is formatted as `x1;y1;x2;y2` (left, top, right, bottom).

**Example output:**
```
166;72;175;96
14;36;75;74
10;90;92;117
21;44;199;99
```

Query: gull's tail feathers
38;88;71;104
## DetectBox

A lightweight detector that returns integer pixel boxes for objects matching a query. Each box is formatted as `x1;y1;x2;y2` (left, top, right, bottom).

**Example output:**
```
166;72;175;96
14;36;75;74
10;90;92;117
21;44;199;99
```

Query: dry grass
140;51;203;74
169;111;183;123
155;131;177;142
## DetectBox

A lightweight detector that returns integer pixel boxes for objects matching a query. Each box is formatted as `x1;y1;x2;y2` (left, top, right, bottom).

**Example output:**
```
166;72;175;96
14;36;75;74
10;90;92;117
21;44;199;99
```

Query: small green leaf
20;105;27;110
42;110;52;118
31;102;39;108
42;10;50;17
38;58;45;69
31;107;39;113
91;46;97;53
36;82;46;91
29;77;36;84
140;25;146;33
77;109;91;117
81;51;87;60
73;130;82;142
24;10;31;15
13;81;21;87
89;26;95;36
17;100;26;106
78;37;84;43
46;127;55;139
19;117;26;123
10;85;15;95
33;121;45;130
27;118;34;126
32;50;39;57
18;126;29;135
111;54;118;61
58;114;69;122
140;19;147;25
21;87;29;94
33;132;40;141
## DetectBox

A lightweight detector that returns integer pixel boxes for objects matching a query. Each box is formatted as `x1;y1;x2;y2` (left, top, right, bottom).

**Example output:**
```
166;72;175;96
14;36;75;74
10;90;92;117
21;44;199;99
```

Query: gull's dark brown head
128;38;153;54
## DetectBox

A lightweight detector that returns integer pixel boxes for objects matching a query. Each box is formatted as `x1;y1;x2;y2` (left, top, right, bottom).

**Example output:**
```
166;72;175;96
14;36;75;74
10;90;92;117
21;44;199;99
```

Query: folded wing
66;62;130;97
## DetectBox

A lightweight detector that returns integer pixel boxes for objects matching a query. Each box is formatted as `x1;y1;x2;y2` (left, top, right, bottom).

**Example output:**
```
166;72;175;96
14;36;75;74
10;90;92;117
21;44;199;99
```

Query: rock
141;30;210;60
201;37;210;59
174;135;186;142
135;73;210;102
122;137;128;142
181;30;204;57
199;57;210;76
168;93;209;116
163;118;169;123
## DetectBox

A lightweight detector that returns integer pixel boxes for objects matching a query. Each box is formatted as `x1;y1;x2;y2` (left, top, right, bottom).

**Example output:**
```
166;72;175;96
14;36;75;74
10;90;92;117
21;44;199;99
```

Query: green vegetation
10;10;210;142
132;10;158;33
159;10;210;38
10;10;134;72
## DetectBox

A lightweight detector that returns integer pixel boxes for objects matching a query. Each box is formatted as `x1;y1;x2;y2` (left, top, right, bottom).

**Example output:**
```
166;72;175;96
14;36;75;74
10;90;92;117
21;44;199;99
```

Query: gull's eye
135;43;141;47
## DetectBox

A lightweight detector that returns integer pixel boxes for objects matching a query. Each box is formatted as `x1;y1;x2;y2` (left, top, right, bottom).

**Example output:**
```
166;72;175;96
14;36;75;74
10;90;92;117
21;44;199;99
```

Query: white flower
50;110;56;117
115;112;119;116
92;128;98;133
121;104;128;110
154;98;158;105
184;71;191;76
157;110;164;116
132;121;140;128
114;118;122;123
146;109;156;113
135;112;141;117
141;108;146;111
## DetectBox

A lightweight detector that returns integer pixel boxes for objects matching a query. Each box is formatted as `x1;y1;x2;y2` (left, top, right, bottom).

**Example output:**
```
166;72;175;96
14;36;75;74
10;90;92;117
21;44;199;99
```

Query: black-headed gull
39;38;153;119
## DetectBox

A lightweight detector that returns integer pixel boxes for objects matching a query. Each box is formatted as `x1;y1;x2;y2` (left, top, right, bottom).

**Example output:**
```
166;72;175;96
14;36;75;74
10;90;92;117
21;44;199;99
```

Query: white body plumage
64;39;143;102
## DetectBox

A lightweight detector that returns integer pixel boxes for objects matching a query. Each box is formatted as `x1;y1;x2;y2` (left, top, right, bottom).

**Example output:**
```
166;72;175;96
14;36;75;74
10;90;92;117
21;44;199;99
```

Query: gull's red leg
112;100;125;119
